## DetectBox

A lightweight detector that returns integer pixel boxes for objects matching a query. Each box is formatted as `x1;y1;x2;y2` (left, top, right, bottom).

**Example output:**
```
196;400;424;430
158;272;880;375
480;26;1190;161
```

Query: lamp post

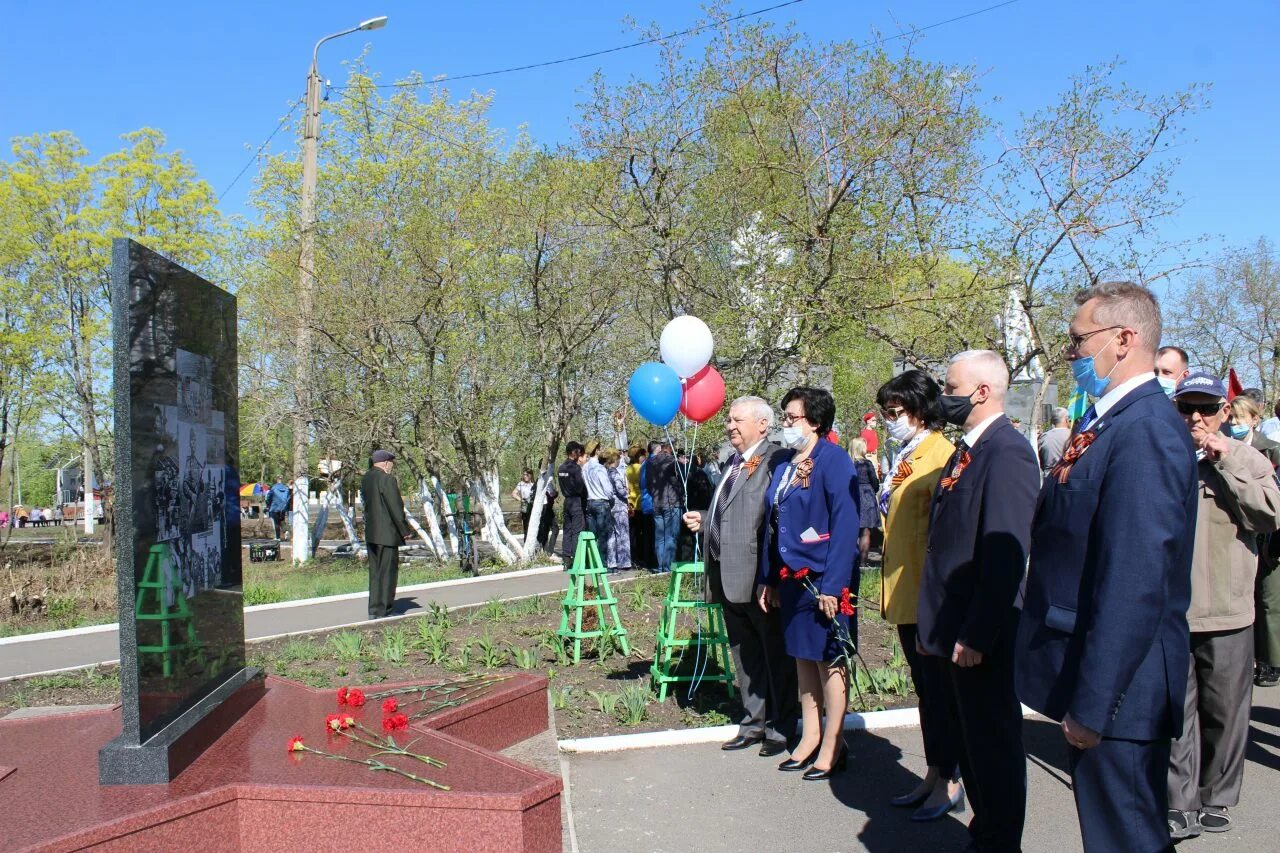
292;15;388;564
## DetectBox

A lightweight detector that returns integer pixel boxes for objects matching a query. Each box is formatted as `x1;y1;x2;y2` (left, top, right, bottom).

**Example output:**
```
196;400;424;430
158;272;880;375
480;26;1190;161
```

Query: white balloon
659;315;714;378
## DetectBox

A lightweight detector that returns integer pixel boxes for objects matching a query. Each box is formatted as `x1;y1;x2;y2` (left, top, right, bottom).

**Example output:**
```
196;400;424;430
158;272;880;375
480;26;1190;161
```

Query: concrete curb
558;704;1041;753
0;564;563;646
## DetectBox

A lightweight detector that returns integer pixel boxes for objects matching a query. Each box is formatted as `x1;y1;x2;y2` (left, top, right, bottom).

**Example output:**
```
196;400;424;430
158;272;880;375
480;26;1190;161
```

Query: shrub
244;585;287;606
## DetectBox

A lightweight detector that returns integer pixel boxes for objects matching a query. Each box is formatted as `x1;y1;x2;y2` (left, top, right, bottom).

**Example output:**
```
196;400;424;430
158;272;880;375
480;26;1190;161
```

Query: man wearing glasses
1016;281;1198;851
1165;372;1280;838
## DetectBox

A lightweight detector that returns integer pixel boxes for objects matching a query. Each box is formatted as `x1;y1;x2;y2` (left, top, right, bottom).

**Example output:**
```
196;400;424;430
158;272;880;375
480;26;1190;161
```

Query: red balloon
679;365;726;423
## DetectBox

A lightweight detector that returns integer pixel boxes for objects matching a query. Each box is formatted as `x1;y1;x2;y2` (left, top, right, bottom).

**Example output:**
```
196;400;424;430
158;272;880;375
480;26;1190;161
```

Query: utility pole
291;15;388;564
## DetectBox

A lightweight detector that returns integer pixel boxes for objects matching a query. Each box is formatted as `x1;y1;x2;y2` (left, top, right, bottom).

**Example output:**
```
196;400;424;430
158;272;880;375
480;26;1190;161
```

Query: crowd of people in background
512;279;1280;849
4;504;65;527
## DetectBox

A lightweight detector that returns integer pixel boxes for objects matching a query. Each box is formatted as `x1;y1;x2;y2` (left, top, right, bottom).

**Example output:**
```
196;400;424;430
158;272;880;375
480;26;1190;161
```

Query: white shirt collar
962;413;1004;448
1094;371;1156;418
739;438;767;461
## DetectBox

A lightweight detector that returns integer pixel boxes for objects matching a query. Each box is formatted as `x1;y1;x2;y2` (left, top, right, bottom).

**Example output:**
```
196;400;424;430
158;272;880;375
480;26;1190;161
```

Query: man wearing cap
361;450;412;619
1166;372;1280;838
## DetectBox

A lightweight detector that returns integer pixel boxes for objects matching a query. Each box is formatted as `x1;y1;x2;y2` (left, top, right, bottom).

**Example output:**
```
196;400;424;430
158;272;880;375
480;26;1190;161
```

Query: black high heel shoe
802;745;848;780
778;749;817;771
889;789;930;808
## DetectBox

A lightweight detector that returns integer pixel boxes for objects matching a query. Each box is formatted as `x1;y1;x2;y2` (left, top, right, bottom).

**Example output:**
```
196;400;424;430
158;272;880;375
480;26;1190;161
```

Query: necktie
939;441;971;491
1074;404;1098;436
708;453;743;560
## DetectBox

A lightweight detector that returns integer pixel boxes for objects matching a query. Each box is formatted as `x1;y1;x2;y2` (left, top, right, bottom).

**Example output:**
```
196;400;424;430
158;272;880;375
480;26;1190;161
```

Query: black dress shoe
758;740;787;757
890;789;930;808
911;787;965;821
802;746;848;780
778;750;817;771
721;734;764;751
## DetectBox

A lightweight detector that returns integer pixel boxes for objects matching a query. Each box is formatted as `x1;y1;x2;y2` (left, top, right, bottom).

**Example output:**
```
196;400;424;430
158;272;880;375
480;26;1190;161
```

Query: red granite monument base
0;673;560;852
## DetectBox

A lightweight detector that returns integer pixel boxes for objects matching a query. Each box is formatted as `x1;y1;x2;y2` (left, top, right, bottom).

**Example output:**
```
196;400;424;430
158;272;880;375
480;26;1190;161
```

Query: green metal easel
650;561;735;701
557;532;630;664
135;544;202;677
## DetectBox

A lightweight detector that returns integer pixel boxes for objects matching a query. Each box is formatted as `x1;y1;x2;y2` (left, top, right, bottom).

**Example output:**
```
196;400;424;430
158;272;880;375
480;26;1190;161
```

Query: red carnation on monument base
382;713;409;733
382;698;398;713
287;736;305;753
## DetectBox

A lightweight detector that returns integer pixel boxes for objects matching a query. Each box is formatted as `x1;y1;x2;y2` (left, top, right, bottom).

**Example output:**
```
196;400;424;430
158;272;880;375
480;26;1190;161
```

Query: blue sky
2;0;1276;269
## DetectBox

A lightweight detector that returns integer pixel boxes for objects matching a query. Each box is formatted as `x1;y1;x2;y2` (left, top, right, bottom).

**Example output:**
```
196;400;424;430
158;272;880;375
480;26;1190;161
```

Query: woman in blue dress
758;386;859;779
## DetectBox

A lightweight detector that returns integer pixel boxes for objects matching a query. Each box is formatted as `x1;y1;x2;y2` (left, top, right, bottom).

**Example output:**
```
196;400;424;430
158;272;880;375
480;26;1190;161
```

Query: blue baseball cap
1172;371;1227;400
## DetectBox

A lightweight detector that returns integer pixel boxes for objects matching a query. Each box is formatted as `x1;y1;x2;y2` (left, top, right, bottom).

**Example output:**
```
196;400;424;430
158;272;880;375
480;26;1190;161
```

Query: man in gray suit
361;449;412;619
1038;406;1072;472
685;396;798;754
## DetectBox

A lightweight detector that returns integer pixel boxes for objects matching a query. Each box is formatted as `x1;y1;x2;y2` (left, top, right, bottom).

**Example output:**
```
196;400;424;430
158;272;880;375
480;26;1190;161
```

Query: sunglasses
1176;401;1225;417
879;406;904;420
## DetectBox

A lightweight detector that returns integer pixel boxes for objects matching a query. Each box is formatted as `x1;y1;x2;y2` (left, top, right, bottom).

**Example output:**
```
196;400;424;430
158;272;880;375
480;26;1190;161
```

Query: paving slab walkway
0;566;640;681
567;683;1280;852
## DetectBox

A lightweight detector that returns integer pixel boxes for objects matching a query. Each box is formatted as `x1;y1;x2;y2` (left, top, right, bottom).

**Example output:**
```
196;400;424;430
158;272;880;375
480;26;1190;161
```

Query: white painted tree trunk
291;476;310;564
418;479;449;557
521;467;554;560
310;491;330;559
329;484;362;554
469;467;520;564
433;476;459;556
82;449;95;535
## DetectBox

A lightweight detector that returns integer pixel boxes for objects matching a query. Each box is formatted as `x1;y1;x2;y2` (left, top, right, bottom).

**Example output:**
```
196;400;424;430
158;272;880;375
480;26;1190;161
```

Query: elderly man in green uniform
361;449;412;619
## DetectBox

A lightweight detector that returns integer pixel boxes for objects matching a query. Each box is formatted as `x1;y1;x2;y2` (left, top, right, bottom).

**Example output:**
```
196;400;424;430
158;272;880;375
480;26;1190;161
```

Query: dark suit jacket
917;415;1040;657
361;467;411;547
1015;378;1198;740
700;442;781;604
758;438;860;597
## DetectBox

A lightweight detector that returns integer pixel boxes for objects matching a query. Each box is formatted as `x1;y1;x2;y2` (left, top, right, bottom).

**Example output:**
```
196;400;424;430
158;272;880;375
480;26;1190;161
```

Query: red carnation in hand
382;713;409;733
839;587;855;617
779;567;791;580
287;736;305;753
337;686;349;705
793;567;811;580
382;698;399;713
345;688;366;708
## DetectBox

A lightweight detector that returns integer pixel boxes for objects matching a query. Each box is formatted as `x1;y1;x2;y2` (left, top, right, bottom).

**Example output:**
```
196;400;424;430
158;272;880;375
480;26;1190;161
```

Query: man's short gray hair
949;350;1009;399
1052;406;1070;426
729;395;774;427
1074;281;1162;355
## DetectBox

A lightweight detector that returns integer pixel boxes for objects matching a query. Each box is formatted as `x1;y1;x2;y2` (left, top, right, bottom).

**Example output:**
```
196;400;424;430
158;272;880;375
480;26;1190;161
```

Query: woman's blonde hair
848;436;868;459
599;448;621;466
1230;396;1262;422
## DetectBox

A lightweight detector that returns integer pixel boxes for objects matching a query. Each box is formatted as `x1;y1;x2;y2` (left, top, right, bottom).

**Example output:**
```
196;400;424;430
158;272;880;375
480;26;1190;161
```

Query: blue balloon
628;362;683;426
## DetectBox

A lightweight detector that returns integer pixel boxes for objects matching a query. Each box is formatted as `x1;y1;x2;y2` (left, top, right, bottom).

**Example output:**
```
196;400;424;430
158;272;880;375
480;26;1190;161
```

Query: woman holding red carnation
758;386;859;780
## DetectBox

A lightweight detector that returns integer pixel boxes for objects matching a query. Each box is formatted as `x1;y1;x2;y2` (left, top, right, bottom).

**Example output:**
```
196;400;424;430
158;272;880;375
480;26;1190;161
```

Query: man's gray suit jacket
703;442;782;605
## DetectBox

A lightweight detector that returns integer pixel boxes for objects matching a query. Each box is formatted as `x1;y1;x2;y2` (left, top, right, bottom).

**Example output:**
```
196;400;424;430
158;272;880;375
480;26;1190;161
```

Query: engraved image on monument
100;239;260;785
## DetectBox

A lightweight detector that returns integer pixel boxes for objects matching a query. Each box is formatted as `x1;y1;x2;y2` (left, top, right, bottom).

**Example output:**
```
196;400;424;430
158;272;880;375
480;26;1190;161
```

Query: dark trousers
1257;554;1280;665
367;543;399;618
1070;736;1172;853
270;510;286;539
1168;626;1253;810
898;623;958;777
710;562;798;744
536;504;558;554
632;513;655;568
561;500;585;563
942;609;1026;852
586;499;614;557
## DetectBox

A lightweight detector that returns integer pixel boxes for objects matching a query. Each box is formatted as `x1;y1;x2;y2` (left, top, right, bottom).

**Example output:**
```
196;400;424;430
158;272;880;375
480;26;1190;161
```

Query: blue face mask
1157;376;1177;398
1069;334;1121;398
1230;424;1250;440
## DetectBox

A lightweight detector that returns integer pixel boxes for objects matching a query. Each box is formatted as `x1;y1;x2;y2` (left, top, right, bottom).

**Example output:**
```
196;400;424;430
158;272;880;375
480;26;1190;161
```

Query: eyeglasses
1066;325;1124;352
780;412;806;426
1176;401;1225;417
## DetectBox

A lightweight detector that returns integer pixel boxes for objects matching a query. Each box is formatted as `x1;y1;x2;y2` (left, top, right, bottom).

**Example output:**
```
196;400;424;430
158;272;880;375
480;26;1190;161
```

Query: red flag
1227;369;1244;401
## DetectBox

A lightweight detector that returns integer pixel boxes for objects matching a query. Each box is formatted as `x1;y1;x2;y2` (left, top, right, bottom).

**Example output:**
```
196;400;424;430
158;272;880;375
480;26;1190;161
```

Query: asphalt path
0;566;639;681
567;685;1280;852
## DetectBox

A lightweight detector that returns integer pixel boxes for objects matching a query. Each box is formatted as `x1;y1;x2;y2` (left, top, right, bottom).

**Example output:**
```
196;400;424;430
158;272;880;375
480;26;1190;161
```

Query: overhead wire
218;100;303;201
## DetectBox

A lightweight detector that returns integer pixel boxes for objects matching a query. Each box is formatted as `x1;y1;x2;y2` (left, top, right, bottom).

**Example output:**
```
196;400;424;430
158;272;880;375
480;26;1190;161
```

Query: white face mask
781;425;807;448
885;415;917;443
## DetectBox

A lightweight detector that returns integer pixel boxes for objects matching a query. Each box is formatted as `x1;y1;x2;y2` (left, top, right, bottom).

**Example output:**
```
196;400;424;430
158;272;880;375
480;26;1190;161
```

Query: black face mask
938;390;977;427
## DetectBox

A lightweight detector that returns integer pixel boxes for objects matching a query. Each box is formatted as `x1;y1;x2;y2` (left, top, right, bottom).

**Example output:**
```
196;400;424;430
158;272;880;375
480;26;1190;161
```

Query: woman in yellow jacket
876;370;964;821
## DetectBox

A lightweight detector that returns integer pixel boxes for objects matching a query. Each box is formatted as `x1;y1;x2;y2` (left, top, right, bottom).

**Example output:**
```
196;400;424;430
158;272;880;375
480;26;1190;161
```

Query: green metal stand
557;533;630;664
650;561;736;701
135;544;201;677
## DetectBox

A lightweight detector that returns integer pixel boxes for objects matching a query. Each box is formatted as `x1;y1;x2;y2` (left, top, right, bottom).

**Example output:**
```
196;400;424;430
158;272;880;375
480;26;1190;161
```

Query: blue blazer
1015;379;1198;740
917;416;1040;657
758;438;860;597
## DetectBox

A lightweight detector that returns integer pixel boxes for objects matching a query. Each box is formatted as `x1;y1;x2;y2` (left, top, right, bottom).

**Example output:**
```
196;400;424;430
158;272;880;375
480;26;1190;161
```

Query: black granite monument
99;239;260;784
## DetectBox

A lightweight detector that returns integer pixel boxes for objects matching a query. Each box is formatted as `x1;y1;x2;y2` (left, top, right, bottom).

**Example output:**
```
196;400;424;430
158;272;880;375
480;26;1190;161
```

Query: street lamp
293;15;388;564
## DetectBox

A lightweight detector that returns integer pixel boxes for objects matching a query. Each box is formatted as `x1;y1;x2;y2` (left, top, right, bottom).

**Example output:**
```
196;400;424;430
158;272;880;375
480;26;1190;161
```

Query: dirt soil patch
0;569;914;739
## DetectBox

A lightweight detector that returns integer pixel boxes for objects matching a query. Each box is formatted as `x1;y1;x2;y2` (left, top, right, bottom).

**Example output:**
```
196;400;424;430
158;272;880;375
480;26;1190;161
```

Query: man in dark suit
917;350;1040;848
360;449;412;619
1016;282;1198;851
557;442;587;565
684;396;798;754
